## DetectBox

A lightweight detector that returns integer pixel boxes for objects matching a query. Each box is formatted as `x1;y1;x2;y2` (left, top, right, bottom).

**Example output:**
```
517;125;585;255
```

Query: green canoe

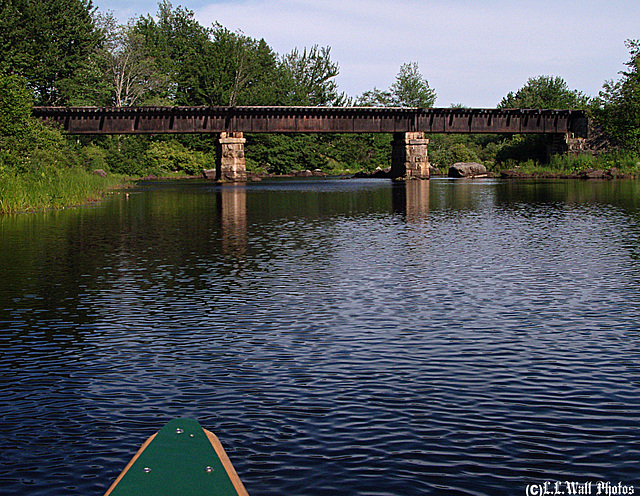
104;418;249;496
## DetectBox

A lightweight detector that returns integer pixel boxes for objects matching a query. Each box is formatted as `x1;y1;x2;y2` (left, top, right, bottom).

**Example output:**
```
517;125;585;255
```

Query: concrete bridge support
391;132;430;179
217;132;247;181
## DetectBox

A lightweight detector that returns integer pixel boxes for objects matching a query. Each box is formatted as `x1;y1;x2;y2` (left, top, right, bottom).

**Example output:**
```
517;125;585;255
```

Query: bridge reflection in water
392;180;431;221
218;184;247;257
218;179;433;256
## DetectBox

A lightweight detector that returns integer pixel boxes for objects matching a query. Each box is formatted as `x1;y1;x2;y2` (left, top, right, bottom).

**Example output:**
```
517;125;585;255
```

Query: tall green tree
595;40;640;152
203;24;285;106
280;45;345;106
356;62;436;107
135;1;211;104
499;75;591;109
0;0;101;105
136;3;286;106
391;62;436;107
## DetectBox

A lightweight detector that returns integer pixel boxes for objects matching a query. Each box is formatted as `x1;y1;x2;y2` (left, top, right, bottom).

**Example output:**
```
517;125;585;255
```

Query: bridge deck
32;106;588;136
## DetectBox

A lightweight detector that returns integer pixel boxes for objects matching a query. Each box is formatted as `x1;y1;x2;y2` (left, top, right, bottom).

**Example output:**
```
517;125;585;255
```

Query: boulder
448;162;487;178
93;169;107;177
202;169;216;180
578;168;606;179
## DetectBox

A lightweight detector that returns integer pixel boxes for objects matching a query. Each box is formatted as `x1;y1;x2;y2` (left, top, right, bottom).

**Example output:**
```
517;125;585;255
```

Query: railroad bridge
33;106;588;181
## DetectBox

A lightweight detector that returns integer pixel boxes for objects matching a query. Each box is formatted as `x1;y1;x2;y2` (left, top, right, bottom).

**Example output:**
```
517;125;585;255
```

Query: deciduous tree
135;1;211;105
100;17;167;106
499;75;591;109
281;45;346;106
356;62;436;107
496;75;592;164
0;0;101;105
595;40;640;152
391;62;436;107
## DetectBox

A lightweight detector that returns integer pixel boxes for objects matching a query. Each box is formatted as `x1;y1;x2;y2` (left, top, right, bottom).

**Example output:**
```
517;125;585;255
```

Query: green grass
0;167;130;214
499;152;640;176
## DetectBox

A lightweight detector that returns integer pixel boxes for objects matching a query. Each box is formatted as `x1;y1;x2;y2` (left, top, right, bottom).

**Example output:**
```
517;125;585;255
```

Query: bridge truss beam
32;106;588;137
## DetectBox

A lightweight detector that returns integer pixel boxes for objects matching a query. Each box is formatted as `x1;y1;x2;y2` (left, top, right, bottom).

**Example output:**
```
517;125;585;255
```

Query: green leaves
0;0;101;105
0;74;33;138
391;62;436;108
280;45;346;106
498;75;591;109
356;62;436;108
595;40;640;152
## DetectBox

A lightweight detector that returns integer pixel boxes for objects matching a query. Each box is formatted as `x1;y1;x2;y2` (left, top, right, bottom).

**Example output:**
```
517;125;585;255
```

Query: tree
0;0;27;74
204;25;285;106
499;75;591;109
356;62;436;107
356;87;395;107
0;0;101;105
0;74;33;138
595;40;640;152
391;62;436;107
135;1;211;105
280;45;346;106
136;4;285;106
100;17;167;106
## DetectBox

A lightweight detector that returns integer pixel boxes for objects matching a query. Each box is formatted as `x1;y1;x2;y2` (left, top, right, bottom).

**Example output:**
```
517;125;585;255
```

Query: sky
95;0;640;108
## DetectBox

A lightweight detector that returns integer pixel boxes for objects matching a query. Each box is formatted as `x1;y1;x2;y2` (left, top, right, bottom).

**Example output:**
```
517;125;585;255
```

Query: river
1;177;639;496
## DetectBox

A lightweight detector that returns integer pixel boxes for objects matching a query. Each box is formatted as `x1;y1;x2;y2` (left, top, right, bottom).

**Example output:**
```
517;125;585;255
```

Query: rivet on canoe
176;428;184;434
205;466;213;473
143;467;151;473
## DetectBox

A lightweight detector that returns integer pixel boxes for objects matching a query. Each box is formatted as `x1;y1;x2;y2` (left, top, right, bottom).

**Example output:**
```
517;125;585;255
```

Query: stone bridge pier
216;132;247;181
215;131;431;182
390;132;430;179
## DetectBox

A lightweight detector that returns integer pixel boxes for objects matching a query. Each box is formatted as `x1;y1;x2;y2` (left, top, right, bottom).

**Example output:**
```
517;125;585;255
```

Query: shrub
145;140;211;175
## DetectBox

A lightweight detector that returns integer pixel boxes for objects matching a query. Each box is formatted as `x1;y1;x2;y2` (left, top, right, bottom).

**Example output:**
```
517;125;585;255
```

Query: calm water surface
1;178;639;496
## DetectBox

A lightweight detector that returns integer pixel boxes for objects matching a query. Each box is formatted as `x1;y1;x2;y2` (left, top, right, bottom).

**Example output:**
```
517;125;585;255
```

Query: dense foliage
499;75;592;109
595;40;640;153
0;0;101;105
495;76;593;165
0;72;126;213
0;0;638;188
356;62;436;108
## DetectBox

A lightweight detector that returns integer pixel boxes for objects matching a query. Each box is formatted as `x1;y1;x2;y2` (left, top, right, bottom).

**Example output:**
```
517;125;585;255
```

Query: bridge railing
32;106;588;137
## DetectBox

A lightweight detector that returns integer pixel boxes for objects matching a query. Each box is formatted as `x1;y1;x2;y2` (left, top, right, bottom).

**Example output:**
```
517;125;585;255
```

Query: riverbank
0;168;130;214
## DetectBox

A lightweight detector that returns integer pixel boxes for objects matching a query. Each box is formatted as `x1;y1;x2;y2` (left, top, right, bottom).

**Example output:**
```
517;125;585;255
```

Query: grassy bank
0;167;129;214
496;152;640;177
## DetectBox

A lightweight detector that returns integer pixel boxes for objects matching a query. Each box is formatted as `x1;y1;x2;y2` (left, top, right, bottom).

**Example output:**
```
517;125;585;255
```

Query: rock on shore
448;162;487;178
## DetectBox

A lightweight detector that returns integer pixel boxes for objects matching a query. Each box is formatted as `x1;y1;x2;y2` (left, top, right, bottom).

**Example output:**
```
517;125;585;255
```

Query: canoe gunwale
103;422;249;496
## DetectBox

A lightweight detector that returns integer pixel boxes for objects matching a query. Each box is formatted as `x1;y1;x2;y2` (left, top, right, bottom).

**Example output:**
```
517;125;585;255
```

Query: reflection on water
220;184;247;256
1;178;640;496
392;179;431;220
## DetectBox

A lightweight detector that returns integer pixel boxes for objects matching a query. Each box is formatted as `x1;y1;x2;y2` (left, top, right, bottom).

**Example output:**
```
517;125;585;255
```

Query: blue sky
94;0;640;107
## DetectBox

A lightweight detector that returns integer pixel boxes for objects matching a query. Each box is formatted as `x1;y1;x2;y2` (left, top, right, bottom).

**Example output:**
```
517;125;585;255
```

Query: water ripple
1;179;640;495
